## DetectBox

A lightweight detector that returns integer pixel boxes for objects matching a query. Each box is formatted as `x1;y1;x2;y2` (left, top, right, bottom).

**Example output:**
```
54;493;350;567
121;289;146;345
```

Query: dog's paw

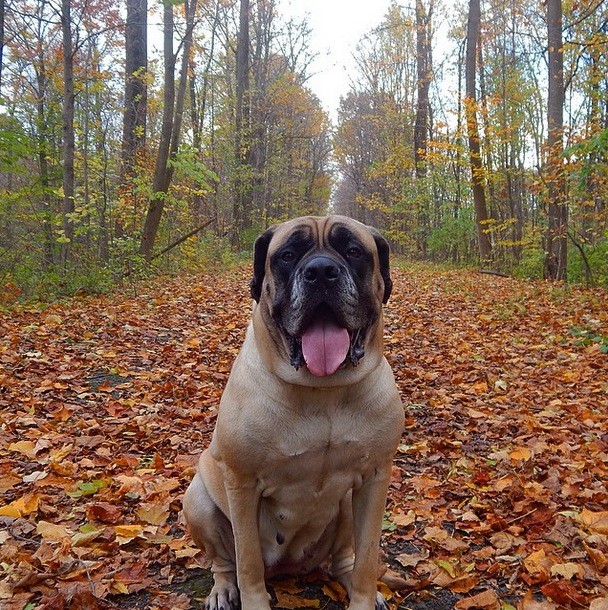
204;581;240;610
374;591;389;610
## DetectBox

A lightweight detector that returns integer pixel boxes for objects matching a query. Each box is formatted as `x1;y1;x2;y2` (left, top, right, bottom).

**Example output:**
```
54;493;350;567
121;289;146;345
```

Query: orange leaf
509;446;532;461
274;590;320;609
581;508;608;534
454;589;499;609
0;493;39;517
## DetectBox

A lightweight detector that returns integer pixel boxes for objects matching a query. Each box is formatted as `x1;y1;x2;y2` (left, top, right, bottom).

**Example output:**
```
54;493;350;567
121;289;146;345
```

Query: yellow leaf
322;582;347;602
115;524;144;544
110;581;130;595
8;440;37;458
435;558;457;578
71;528;104;547
43;314;63;326
274;590;319;608
581;508;608;534
36;520;71;541
0;493;39;517
523;548;552;578
135;503;170;525
50;444;73;463
550;562;584;580
509;446;531;461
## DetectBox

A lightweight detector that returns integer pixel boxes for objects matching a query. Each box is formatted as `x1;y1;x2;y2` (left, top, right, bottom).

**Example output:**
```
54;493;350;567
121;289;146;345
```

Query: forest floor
1;263;608;610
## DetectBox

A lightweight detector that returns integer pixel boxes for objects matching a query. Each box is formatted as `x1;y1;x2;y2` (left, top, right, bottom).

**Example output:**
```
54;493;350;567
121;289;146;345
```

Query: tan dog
183;216;403;610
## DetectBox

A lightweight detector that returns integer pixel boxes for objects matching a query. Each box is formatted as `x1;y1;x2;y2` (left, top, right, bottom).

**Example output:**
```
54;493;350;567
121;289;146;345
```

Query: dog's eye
346;247;362;259
280;250;295;262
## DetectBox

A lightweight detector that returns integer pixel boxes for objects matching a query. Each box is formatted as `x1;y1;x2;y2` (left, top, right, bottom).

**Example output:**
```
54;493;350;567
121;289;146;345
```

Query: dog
183;215;404;610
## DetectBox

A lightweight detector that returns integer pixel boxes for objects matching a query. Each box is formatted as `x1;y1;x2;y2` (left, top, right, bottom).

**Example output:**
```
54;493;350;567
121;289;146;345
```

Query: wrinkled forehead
267;216;376;256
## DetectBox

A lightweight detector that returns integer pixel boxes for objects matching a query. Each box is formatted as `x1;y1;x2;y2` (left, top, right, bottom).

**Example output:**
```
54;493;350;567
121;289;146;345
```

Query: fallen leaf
322;581;347;602
523;549;553;582
274;589;320;608
36;520;71;541
8;440;37;458
115;524;144;544
582;508;608;535
454;589;499;609
395;548;429;568
550;562;584;580
0;493;39;517
135;502;170;525
541;580;588;607
519;590;558;609
509;446;532;461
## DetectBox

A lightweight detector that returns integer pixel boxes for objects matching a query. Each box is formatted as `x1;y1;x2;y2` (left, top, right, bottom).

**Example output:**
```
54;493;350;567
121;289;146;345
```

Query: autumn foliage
1;265;608;609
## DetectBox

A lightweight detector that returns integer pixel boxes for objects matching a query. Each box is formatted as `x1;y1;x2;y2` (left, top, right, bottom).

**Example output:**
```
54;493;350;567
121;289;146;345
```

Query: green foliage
167;145;219;194
427;212;477;263
569;325;608;353
5;259;113;303
0;115;34;172
567;236;608;286
564;128;608;193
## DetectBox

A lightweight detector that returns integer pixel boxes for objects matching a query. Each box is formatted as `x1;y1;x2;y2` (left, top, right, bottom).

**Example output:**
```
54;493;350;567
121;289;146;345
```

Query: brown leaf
274;590;320;609
518;590;558;609
86;502;123;524
541;580;588;608
581;508;608;535
454;589;499;609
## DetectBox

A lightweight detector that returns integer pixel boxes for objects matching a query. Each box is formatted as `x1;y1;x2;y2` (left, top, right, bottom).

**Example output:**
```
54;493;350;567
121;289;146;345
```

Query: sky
277;0;394;117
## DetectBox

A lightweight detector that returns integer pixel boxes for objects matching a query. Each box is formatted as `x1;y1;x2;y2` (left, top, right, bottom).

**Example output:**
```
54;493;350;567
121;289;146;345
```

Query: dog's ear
250;228;274;302
370;228;393;304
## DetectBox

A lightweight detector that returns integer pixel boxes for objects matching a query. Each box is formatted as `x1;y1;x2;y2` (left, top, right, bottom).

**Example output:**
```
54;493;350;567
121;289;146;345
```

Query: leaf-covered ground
1;265;607;610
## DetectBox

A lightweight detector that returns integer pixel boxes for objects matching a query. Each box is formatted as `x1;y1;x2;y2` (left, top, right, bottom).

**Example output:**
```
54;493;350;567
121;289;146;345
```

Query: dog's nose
302;256;341;284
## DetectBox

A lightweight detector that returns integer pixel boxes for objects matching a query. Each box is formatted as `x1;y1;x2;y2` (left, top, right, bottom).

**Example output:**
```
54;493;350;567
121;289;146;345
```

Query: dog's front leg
348;467;392;610
225;479;271;610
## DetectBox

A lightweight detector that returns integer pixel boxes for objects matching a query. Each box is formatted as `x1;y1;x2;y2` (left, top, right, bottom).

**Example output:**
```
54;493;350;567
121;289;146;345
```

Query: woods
0;0;607;298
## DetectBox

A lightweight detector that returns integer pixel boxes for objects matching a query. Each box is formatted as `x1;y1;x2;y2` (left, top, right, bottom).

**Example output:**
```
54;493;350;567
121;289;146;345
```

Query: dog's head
250;215;392;379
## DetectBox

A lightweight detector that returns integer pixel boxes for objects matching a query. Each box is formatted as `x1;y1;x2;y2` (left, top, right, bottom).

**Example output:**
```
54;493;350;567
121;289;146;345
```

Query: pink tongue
301;319;350;377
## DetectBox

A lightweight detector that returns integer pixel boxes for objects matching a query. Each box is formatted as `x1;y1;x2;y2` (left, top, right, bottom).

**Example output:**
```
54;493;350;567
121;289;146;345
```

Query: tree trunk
0;0;5;96
140;0;197;262
121;0;147;184
140;1;175;261
232;0;251;245
544;0;567;280
414;0;432;255
464;0;493;262
60;0;75;267
35;67;54;269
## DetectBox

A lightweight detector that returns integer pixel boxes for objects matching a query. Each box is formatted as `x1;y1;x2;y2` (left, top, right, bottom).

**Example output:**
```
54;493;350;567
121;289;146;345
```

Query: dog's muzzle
281;256;366;377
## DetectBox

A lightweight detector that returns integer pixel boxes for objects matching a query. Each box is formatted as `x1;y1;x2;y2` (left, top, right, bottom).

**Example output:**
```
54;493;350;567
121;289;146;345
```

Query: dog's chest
259;411;373;505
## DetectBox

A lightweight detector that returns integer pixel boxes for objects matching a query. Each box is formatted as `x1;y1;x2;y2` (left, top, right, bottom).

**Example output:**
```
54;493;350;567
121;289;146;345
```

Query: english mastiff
183;215;404;610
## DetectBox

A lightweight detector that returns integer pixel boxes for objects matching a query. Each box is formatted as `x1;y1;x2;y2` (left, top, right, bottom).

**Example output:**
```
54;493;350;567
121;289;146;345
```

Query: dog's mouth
287;305;366;377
